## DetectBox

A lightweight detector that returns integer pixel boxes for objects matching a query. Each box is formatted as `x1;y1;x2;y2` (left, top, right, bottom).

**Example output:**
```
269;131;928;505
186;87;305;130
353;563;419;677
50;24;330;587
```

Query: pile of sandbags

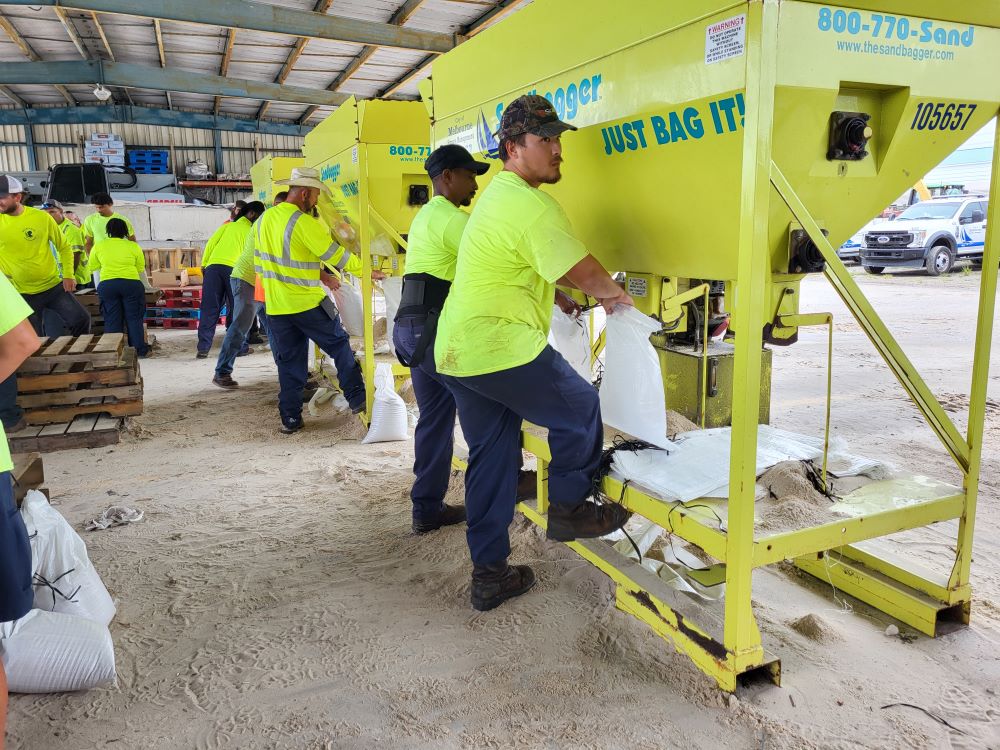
1;491;117;693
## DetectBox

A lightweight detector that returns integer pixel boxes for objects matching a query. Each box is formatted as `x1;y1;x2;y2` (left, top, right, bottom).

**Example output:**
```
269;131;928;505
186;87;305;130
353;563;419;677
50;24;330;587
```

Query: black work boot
470;562;536;612
546;501;631;542
412;504;466;534
516;469;537;501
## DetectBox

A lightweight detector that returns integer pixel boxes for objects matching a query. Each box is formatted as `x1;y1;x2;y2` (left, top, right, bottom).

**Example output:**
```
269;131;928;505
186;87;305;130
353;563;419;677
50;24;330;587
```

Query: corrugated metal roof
0;1;534;127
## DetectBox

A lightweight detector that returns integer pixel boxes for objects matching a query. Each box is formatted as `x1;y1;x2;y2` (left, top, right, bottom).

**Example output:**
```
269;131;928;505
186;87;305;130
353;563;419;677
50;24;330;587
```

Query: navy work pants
21;282;91;337
442;345;603;566
393;317;456;524
197;264;235;354
98;278;149;356
0;472;33;623
267;304;365;425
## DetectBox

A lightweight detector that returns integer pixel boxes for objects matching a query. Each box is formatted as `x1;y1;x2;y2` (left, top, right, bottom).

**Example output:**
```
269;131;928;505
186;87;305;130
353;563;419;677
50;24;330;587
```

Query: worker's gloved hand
554;289;582;318
599;288;634;314
320;270;342;291
62;278;77;293
371;270;388;281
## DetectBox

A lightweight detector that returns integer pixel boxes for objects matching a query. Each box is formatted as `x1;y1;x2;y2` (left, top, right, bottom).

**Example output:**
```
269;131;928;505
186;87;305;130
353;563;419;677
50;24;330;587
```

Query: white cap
0;175;24;195
274;167;330;195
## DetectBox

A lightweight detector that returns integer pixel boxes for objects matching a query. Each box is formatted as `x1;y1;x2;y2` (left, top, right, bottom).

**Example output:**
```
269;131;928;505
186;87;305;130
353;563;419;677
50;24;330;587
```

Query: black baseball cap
424;145;490;179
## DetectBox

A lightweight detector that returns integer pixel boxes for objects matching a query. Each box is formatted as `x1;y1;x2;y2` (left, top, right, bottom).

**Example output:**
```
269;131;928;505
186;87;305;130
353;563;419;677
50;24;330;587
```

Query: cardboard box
150;269;189;288
86;138;124;149
89;132;120;141
84;155;126;165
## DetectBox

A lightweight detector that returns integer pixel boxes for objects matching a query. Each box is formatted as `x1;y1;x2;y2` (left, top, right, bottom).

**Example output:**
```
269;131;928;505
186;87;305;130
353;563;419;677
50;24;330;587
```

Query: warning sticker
705;14;746;65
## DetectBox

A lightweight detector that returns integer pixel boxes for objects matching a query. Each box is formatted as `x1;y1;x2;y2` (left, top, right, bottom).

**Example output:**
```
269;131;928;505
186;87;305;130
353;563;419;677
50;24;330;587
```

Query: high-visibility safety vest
253;202;362;316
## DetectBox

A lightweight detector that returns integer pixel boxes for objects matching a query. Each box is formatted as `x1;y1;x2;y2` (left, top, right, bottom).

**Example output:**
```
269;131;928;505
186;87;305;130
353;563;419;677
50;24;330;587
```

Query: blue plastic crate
131;165;170;174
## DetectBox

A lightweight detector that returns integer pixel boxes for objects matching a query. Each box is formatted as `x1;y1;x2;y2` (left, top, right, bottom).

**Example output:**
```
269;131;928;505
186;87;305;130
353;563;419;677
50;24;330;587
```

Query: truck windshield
895;202;962;220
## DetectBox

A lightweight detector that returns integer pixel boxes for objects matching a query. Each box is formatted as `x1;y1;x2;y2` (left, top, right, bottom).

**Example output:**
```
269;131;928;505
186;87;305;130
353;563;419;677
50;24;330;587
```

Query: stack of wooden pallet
9;333;142;453
73;288;162;336
11;452;46;506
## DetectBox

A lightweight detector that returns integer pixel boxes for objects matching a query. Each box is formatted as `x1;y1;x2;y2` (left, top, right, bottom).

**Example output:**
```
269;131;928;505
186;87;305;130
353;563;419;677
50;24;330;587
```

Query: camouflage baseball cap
495;94;577;141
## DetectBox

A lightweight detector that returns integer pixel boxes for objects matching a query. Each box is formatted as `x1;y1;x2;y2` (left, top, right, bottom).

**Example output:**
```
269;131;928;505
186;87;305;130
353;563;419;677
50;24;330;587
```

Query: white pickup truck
859;196;988;276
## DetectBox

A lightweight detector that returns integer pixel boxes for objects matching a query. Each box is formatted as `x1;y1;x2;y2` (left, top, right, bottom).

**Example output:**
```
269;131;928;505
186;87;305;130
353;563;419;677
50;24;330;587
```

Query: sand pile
788;613;842;643
667;409;700;437
757;461;833;533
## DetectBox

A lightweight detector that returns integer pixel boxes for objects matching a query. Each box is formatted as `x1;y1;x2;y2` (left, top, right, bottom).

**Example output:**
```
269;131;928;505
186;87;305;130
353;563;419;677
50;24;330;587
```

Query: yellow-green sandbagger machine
250;155;304;206
423;0;1000;690
303;97;432;417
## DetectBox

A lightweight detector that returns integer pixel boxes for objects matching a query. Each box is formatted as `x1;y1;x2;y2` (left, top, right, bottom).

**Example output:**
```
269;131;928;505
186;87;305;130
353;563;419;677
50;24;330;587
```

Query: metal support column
24;122;37;170
212;129;224;176
722;0;778;672
950;114;1000;591
358;144;376;420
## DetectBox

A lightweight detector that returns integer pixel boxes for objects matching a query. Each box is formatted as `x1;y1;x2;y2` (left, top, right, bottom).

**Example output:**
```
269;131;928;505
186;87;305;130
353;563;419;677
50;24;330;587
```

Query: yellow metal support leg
358;145;375;422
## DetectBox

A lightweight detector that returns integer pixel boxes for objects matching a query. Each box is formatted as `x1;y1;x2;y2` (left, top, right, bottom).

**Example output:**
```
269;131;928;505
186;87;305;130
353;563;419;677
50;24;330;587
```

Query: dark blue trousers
0;472;33;623
197;264;235;353
442;345;603;566
267;303;365;425
393;317;456;523
98;278;149;356
0;373;22;430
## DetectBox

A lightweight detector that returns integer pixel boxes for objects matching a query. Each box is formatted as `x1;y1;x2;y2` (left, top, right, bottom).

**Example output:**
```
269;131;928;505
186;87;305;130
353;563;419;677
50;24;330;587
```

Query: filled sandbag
0;609;116;693
331;280;364;337
362;363;409;444
382;276;403;351
19;490;116;627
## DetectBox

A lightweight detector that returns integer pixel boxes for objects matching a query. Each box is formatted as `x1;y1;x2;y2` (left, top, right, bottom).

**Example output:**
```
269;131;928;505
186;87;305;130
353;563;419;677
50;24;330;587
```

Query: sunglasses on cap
40;202;59;210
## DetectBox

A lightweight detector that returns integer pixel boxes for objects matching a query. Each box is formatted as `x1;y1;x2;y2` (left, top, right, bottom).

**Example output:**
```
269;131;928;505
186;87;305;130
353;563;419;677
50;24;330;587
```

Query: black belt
395;273;451;368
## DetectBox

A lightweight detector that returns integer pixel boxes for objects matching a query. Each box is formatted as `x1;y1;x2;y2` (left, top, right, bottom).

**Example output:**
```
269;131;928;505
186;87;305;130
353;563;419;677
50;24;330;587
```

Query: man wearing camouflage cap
434;94;634;611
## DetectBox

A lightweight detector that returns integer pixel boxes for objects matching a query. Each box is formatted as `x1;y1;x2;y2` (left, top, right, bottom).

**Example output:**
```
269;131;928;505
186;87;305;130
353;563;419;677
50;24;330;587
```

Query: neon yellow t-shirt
404;195;468;282
0;206;73;294
0;273;33;473
230;221;257;286
82;212;135;245
59;219;90;285
89;238;146;282
434;171;587;377
201;217;251;269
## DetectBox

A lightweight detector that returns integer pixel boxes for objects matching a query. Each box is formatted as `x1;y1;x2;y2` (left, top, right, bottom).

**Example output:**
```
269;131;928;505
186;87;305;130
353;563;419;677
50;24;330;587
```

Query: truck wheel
864;265;884;275
925;245;954;276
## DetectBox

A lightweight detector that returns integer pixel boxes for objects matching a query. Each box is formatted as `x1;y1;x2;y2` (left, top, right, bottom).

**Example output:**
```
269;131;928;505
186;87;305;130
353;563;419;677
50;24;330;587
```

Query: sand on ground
6;266;1000;749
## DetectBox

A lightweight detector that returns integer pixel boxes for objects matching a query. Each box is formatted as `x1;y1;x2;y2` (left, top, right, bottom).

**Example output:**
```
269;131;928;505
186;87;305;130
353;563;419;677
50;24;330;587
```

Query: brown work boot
470;562;536;612
516;469;537;501
5;416;27;434
546;500;631;542
413;504;466;534
212;374;239;389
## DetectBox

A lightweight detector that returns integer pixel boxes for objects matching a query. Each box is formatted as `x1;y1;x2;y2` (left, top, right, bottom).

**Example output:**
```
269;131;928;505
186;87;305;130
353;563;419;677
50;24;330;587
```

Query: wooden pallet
11;452;45;506
17;349;138;393
18;333;126;375
22;396;142;425
7;415;121;453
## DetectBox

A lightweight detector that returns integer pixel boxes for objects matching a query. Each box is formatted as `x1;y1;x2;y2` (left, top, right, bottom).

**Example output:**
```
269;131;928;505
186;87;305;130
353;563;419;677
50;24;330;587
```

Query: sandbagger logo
476;110;500;159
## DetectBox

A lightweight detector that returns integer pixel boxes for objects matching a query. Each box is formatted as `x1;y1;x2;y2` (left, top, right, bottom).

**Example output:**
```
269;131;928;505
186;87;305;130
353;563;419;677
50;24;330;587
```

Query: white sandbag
599;305;673;450
1;609;116;693
382;276;403;352
547;305;592;382
331;279;364;337
19;490;116;627
362;363;409;444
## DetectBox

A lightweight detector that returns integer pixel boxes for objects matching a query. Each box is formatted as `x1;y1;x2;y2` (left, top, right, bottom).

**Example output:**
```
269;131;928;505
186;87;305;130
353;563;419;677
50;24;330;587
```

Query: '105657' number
911;102;977;131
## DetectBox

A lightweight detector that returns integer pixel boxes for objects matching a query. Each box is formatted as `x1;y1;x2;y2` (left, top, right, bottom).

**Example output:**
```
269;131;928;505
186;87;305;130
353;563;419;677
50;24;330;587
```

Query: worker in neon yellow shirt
195;203;264;358
82;192;136;252
42;199;92;288
0;174;91;433
211;201;272;388
0;271;41;732
254;167;379;433
88;218;149;357
392;145;488;534
433;96;634;611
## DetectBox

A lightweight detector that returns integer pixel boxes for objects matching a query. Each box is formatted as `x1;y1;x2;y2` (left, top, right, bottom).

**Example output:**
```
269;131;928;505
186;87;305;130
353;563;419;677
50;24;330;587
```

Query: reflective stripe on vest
335;250;353;271
258;269;321;287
